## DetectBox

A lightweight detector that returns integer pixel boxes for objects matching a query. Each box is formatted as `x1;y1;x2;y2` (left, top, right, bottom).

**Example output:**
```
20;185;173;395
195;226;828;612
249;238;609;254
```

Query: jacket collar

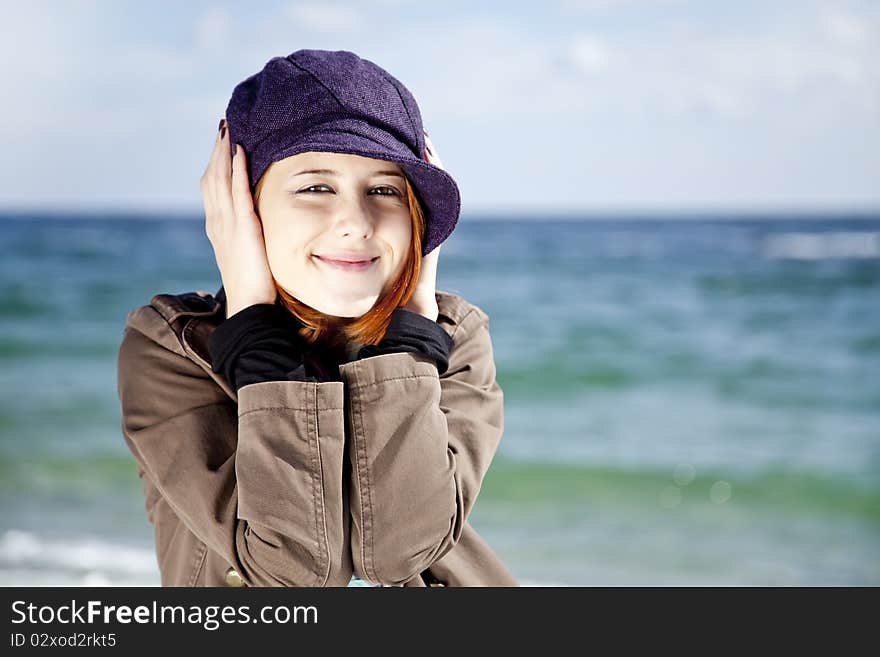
169;286;232;399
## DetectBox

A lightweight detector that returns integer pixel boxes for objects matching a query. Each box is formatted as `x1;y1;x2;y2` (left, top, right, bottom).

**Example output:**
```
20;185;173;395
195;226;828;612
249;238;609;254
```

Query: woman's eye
296;184;400;196
370;186;401;197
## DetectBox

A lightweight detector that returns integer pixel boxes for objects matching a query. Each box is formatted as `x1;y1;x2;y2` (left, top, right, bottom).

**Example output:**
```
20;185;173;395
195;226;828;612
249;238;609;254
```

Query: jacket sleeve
117;305;350;587
339;307;504;586
356;307;455;374
206;302;319;388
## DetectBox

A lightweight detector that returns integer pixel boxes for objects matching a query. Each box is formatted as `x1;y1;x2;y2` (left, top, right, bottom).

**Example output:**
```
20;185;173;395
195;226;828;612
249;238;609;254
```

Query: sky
1;0;878;216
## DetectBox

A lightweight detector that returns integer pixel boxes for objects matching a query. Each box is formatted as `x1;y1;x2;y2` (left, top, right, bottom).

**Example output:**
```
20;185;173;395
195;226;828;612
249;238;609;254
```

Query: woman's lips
313;255;379;272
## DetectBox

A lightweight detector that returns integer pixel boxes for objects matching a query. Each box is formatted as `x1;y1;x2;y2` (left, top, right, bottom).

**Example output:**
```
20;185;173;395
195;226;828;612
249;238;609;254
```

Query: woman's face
256;151;413;319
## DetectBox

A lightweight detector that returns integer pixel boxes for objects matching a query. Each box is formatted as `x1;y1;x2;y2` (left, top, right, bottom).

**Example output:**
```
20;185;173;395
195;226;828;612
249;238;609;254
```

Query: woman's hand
403;131;444;322
201;119;277;319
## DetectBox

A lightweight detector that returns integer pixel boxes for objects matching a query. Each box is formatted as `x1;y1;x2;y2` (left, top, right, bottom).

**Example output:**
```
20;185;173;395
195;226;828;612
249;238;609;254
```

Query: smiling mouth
313;255;379;272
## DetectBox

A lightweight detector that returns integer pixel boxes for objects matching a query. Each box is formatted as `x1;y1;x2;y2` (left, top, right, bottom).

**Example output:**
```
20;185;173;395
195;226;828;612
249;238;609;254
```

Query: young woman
116;49;517;587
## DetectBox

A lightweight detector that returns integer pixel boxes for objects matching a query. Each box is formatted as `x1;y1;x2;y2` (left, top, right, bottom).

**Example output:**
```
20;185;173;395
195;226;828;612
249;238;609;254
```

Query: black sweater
206;294;454;393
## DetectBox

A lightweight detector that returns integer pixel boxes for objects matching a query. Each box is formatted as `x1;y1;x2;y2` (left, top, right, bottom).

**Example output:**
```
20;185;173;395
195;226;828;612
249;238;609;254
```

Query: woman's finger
202;121;227;233
424;134;444;169
229;143;256;219
214;120;232;182
201;121;223;195
211;121;233;214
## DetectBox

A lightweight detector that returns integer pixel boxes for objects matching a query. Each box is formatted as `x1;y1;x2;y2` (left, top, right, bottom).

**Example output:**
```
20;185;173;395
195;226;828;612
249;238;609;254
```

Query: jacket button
225;566;247;587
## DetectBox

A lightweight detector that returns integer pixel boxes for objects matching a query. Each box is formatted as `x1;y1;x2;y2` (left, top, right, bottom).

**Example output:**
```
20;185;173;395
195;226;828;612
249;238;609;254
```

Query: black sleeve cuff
207;303;317;391
357;307;455;374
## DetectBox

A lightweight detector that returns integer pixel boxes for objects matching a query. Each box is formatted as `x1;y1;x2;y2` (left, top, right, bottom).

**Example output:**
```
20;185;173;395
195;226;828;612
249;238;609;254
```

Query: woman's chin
310;295;379;319
278;280;381;318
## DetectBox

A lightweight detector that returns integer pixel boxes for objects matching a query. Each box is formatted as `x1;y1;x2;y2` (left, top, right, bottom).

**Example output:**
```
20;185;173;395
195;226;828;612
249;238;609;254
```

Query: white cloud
823;8;871;45
344;4;876;126
195;7;231;51
283;2;361;32
569;35;611;73
561;11;876;119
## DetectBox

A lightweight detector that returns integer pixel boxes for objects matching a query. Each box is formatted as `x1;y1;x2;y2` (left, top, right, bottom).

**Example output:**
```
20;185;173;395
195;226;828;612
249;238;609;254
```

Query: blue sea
0;212;878;585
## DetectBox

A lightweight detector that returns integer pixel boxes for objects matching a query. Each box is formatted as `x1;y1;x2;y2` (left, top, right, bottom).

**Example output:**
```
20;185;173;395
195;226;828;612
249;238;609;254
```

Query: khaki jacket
116;287;518;587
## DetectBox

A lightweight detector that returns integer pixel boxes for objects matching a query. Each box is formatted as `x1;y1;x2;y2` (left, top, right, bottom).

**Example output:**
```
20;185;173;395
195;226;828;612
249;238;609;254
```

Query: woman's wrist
225;295;278;320
402;297;439;322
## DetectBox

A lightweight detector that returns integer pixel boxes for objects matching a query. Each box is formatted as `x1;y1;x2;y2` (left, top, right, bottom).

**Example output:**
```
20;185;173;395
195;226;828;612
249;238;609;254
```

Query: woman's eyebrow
291;168;404;179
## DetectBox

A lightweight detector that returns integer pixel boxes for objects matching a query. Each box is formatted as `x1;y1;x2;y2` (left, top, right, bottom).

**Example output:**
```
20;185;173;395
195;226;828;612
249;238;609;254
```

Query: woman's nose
332;203;374;240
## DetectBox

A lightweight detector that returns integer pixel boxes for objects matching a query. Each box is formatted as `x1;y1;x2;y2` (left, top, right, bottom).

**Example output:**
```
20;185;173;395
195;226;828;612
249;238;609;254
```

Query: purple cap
225;49;460;257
